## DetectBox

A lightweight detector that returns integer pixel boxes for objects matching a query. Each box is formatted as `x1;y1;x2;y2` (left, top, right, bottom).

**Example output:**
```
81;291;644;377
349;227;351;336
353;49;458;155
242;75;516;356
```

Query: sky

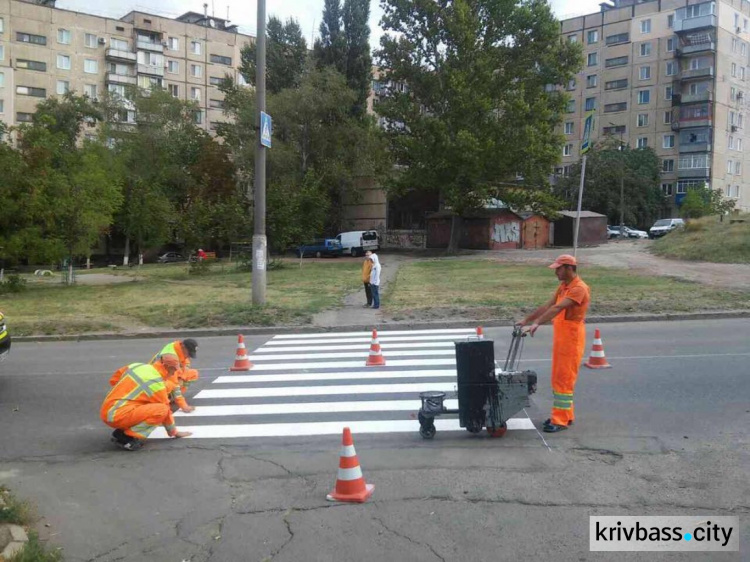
56;0;606;46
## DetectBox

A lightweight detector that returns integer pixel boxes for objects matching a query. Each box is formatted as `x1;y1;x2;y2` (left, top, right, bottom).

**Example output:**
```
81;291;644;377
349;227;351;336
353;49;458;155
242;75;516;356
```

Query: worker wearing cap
101;354;192;451
150;339;199;413
518;255;590;433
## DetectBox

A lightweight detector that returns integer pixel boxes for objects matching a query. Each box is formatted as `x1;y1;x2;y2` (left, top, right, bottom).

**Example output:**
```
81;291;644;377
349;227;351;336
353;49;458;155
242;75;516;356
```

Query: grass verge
0;487;33;526
385;259;750;321
652;214;750;263
1;260;362;336
6;532;63;562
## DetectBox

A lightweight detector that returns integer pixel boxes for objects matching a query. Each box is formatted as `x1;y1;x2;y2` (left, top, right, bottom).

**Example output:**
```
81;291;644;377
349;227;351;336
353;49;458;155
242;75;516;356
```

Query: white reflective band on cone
340;444;356;457
590;351;605;357
337;466;363;481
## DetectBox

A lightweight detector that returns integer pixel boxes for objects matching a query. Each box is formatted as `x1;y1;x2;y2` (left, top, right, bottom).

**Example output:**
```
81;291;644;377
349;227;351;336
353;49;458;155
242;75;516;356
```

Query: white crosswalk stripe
152;328;535;440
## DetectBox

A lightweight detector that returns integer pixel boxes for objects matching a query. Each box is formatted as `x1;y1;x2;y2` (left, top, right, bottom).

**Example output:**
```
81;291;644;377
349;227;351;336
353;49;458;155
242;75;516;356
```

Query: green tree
314;0;347;73
376;0;582;251
679;184;736;219
342;0;373;116
554;139;663;228
240;16;308;94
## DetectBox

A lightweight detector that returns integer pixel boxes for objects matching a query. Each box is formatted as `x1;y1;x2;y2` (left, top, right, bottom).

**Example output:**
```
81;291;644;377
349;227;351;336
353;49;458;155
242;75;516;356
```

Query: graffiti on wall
491;221;520;244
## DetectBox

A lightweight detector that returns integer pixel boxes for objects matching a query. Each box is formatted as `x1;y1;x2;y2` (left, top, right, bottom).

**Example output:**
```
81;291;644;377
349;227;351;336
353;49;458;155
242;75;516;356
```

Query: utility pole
609;123;627;239
252;0;267;305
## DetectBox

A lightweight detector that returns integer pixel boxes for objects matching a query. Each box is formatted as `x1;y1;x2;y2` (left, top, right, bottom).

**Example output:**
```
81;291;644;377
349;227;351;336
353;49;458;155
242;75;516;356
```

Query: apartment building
0;0;253;134
559;0;750;214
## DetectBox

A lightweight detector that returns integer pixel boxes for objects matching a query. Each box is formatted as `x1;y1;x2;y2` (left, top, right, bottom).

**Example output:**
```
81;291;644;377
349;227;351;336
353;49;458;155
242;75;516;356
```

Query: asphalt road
0;320;747;561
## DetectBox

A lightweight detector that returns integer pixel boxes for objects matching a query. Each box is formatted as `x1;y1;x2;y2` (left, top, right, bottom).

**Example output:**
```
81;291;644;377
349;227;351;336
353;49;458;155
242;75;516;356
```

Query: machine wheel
315;251;322;258
351;248;358;257
419;424;437;439
487;423;508;438
466;418;483;434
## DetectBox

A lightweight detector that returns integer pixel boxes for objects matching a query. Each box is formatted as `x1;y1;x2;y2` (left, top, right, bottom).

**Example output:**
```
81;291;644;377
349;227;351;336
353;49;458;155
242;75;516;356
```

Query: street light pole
252;0;267;305
609;123;626;239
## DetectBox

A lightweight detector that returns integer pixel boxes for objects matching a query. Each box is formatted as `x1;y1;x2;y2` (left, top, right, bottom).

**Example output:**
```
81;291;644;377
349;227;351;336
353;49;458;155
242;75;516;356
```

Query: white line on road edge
272;329;476;339
263;334;483;345
151;417;535;439
212;369;456;384
242;358;455;371
195;382;457;399
175;399;460;417
248;349;456;361
255;341;455;352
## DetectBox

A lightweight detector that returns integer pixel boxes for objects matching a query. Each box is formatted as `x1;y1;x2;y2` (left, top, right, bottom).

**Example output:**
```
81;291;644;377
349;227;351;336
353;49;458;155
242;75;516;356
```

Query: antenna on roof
203;3;208;18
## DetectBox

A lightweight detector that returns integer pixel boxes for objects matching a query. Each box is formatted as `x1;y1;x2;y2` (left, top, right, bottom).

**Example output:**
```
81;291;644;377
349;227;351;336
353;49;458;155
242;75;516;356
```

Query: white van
649;218;685;239
336;231;380;257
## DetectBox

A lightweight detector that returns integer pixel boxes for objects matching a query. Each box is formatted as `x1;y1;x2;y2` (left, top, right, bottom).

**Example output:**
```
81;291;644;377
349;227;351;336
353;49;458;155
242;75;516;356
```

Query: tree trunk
447;214;462;254
67;260;74;286
123;238;130;266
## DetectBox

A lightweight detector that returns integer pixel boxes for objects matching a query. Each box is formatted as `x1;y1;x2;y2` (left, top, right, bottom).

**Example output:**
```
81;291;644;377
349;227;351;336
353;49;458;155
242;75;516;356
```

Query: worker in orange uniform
518;255;590;433
101;354;192;450
362;250;374;307
150;339;199;413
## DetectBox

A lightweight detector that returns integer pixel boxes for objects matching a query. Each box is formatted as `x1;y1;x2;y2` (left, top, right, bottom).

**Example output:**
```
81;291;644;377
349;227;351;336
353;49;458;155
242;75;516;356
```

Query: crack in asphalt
262;508;295;562
374;515;446;562
85;540;131;562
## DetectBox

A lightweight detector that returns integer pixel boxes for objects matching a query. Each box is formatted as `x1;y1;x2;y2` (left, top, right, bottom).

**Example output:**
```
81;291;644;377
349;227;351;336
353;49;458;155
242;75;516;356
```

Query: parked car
295;239;344;258
649;218;685;239
0;311;10;361
607;225;621;239
157;252;185;264
335;230;380;257
622;226;649;239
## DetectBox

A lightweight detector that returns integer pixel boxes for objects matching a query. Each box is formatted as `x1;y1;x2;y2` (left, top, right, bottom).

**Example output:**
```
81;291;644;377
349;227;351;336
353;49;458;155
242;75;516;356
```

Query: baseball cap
548;254;577;269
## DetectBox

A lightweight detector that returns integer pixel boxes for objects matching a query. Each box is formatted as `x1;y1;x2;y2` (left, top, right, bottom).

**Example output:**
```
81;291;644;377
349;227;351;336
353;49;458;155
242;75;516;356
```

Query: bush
0;486;33;525
0;274;27;294
188;259;211;276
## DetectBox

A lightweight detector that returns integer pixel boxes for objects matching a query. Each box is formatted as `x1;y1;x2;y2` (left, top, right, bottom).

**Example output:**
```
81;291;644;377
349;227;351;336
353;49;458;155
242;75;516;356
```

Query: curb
12;310;750;343
0;524;29;560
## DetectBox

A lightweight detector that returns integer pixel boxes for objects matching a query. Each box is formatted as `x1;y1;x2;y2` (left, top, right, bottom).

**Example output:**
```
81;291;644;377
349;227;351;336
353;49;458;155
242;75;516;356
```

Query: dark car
295;239;344;258
157;252;185;264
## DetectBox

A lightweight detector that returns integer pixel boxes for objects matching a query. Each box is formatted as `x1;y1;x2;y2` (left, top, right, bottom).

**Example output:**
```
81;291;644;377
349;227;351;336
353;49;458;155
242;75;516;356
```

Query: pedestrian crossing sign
260;111;272;148
581;110;595;154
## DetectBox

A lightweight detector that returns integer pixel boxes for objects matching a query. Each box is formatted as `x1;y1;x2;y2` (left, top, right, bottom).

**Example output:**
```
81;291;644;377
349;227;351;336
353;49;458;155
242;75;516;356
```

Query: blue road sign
581;110;595;154
260;111;272;148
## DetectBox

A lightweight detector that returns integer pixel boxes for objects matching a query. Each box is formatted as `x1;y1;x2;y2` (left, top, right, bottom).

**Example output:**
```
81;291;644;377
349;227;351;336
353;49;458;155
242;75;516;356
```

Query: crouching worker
150;338;199;413
101;354;192;451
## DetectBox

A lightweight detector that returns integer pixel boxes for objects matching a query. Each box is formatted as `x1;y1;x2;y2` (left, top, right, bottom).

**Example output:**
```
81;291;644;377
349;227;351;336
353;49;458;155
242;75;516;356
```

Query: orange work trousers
550;318;586;426
104;403;174;439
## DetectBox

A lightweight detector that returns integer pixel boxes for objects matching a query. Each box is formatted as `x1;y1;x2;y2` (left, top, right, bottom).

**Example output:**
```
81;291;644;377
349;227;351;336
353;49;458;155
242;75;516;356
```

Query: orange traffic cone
229;334;253;371
476;326;484;340
584;329;612;369
365;329;386;366
326;427;374;503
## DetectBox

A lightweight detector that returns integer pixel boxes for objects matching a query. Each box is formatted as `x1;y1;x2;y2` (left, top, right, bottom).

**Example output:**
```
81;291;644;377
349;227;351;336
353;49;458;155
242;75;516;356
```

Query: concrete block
3;540;27;559
9;524;28;542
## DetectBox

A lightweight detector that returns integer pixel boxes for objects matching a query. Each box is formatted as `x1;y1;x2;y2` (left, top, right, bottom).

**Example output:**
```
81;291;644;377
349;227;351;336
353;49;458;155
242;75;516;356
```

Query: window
637;137;648;148
566;78;576;91
678;154;710;169
193;110;203;125
741;67;746;81
16;86;46;97
640;66;651;80
16;112;34;123
743;43;747;57
665;86;673;101
603;125;626;135
667;14;674;29
108;84;126;98
563;144;573;156
638;90;651;104
169;37;179;51
108;62;131;75
57;29;71;44
735;161;742;175
604;102;627;113
666;38;675;53
0;100;3;114
585;97;596;111
17;59;46;71
209;99;224;109
605;78;628;90
84;59;98;74
191;87;201;101
16;32;47;45
640;43;651;57
735;13;740;28
137;51;164;67
662;183;673;196
663;134;675;148
586;75;598;88
638;113;649;127
732;63;737;78
730;111;736;126
738;139;744;152
191;40;202;55
587;30;599;44
568;35;577;43
666;61;676;76
587;53;598;67
137;75;162;89
209;76;224;86
0;46;4;61
84;84;97;99
0;17;3;34
210;54;232;65
732;38;738;53
641;19;651;34
664;111;672;124
565;99;576;113
663;159;675;172
605;56;628;68
606;33;629;46
168;60;179;74
110;38;128;50
57;55;71;70
84;33;97;48
564;122;574;135
727;159;733;174
745;18;749;32
0;72;3;87
169;84;179;97
191;64;202;78
739;114;744;129
56;80;69;95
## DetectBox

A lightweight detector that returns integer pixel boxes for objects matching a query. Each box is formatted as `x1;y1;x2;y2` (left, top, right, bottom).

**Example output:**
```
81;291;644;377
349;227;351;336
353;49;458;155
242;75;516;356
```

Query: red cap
548;254;577;269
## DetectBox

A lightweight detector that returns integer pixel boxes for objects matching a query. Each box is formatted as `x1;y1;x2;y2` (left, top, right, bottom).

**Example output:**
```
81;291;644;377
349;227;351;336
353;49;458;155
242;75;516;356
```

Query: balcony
137;64;164;77
676;42;716;57
136;40;163;53
674;14;717;33
672;117;712;131
105;49;137;63
679;142;711;153
678;167;710;178
105;72;137;85
681;91;712;104
679;67;714;80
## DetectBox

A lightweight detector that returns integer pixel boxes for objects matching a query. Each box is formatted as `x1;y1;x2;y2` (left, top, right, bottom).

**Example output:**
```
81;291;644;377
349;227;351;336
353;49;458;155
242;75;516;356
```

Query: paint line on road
254;341;455;353
152;417;534;439
248;349;456;361
213;369;457;384
263;334;483;345
195;382;456;399
175;399;460;417
236;359;456;371
272;329;476;340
